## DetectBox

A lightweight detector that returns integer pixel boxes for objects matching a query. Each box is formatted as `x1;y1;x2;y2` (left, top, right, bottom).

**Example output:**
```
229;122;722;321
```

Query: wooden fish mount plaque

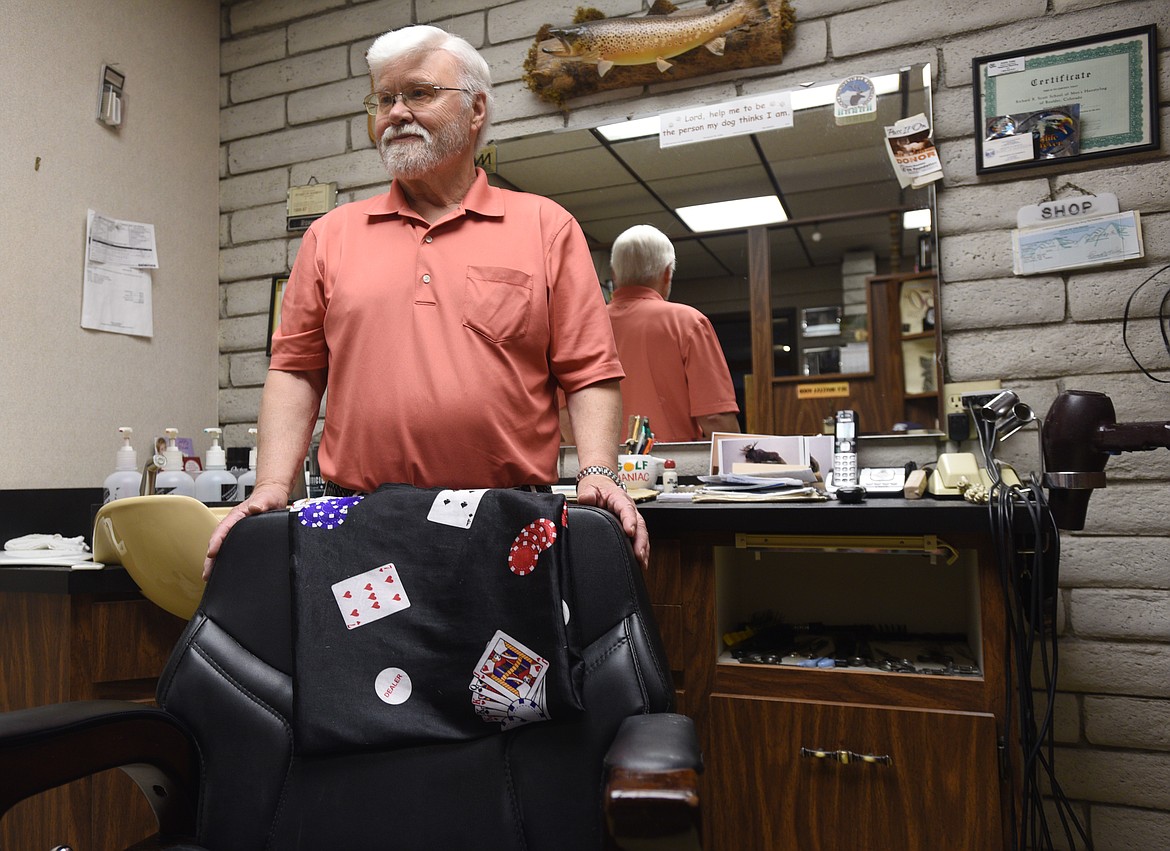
524;0;796;107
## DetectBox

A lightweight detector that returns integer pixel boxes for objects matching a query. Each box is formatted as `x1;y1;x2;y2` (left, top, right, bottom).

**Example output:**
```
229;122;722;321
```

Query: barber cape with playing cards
289;484;583;754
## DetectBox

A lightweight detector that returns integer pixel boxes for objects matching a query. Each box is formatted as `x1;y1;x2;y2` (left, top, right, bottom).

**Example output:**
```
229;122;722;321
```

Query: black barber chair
0;505;701;850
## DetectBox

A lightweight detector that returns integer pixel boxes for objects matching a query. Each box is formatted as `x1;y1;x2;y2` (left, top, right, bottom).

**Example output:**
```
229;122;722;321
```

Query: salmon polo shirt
607;286;738;443
270;169;623;493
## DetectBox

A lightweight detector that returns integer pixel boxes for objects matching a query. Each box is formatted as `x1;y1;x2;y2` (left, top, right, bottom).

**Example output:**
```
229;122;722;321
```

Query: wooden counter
0;489;186;849
637;498;1016;851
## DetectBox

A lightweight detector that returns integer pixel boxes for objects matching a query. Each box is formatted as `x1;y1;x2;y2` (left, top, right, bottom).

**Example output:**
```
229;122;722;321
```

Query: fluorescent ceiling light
596;115;661;141
903;208;932;230
677;195;788;232
789;72;901;111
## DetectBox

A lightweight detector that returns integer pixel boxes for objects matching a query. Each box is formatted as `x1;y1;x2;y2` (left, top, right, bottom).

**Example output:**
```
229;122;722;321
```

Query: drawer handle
800;747;892;766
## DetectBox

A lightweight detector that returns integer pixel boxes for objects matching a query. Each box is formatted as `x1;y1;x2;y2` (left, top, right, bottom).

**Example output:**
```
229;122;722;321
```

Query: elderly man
205;25;646;576
606;225;739;442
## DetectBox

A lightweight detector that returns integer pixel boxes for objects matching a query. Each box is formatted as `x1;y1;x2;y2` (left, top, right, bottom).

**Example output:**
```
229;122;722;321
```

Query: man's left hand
575;477;649;570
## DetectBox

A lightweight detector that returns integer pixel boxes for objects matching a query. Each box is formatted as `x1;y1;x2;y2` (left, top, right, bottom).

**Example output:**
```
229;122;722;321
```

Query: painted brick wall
218;2;1169;846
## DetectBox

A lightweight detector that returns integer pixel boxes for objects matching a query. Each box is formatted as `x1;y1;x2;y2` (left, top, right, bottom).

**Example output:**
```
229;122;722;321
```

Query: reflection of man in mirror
604;225;740;442
206;25;649;576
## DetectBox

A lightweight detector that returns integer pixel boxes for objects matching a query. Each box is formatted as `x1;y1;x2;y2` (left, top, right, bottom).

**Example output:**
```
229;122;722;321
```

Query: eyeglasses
362;83;472;115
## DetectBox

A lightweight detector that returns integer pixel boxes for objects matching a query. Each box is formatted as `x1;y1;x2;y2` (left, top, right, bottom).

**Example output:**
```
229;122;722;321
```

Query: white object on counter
661;459;678;493
156;427;196;497
104;426;143;502
4;533;89;552
195;427;240;503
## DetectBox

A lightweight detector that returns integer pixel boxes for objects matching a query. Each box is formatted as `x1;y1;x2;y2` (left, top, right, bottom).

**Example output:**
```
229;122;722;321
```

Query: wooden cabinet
708;698;1001;851
875;270;943;431
0;577;186;849
640;502;1013;851
768;271;942;435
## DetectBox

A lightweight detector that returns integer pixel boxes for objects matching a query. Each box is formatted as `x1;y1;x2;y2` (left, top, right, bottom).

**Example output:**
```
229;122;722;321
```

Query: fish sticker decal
542;0;772;78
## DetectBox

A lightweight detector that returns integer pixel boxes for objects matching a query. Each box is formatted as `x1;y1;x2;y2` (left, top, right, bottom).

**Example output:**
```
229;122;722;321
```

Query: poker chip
507;697;548;722
295;495;364;529
507;518;557;575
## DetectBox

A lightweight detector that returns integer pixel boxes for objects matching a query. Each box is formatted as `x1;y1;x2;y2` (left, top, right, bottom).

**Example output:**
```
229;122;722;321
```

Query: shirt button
422;274;431;284
424;235;433;243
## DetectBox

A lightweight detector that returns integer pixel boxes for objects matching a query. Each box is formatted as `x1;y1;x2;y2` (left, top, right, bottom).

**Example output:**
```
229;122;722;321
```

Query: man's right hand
203;482;289;581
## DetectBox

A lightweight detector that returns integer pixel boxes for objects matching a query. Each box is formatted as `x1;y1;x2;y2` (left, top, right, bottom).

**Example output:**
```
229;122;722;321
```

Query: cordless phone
832;410;858;488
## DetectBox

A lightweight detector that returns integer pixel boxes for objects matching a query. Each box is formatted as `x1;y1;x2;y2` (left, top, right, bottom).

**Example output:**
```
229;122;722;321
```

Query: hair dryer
1042;390;1170;530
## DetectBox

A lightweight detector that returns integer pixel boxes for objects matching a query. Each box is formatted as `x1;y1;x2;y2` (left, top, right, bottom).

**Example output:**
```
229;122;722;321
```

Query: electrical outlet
943;380;1002;442
943;380;1002;416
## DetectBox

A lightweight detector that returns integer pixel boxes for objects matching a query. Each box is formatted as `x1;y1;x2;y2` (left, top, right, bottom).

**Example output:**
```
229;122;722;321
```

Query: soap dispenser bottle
195;427;239;504
103;427;143;502
154;428;196;497
236;427;258;499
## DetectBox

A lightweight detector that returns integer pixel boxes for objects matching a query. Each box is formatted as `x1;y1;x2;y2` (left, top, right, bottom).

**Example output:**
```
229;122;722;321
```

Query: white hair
366;25;494;149
610;225;676;288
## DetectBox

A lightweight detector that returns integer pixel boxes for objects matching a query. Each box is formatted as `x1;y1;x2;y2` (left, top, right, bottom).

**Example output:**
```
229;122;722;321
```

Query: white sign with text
659;91;793;148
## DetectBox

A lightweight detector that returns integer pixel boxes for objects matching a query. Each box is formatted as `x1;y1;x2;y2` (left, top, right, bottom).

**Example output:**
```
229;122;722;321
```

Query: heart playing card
330;563;410;630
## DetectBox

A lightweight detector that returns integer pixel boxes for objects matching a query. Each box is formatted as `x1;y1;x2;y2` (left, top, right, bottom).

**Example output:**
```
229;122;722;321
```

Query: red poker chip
507;518;557;575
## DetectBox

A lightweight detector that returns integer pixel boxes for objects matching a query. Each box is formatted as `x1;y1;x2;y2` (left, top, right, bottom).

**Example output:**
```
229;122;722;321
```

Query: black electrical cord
1121;261;1170;382
987;471;1092;851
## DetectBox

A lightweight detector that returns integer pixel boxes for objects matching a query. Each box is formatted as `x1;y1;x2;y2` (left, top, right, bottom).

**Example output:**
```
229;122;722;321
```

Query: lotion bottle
155;428;196;497
195;427;239;504
236;427;258;500
103;427;143;502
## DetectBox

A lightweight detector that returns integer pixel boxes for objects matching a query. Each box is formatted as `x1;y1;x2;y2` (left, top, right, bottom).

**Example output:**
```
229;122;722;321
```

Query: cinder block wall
218;1;1170;846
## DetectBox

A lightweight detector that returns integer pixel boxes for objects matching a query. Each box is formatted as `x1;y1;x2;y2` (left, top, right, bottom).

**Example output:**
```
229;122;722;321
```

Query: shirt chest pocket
462;266;533;343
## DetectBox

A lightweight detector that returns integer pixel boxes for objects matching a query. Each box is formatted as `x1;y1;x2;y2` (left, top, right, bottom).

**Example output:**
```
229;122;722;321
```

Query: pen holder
617;455;664;490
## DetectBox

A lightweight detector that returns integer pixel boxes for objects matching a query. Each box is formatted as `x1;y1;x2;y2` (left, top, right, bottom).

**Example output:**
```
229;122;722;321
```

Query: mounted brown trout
542;0;772;77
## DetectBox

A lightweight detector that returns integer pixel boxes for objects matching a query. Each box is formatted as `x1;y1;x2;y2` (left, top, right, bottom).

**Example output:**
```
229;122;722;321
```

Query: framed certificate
973;25;1159;174
266;275;288;356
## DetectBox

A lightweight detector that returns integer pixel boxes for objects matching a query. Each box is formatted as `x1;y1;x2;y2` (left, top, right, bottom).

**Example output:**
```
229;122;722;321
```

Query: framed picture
973;25;1159;174
266;275;288;356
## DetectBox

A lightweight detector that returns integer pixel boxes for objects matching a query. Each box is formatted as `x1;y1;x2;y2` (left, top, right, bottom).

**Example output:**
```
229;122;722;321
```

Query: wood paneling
0;590;184;849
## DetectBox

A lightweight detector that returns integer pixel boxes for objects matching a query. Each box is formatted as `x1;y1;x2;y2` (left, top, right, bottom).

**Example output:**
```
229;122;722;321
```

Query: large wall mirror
489;63;940;438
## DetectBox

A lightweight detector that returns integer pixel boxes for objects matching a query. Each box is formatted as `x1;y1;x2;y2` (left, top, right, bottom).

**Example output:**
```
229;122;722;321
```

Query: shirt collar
611;285;664;303
363;168;504;219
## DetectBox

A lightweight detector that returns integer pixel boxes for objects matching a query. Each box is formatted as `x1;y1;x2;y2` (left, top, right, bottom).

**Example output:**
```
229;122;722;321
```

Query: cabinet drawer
707;695;1002;851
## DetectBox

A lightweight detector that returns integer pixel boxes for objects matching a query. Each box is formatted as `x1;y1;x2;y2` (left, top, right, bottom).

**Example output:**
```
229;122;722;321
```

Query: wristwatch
576;465;626;490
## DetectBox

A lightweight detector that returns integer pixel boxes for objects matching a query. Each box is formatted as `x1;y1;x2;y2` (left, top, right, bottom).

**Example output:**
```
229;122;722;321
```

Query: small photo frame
266;275;288;356
973;25;1159;174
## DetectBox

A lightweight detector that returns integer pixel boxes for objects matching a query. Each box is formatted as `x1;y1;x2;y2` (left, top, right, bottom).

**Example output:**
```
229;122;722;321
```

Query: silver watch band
576;464;626;490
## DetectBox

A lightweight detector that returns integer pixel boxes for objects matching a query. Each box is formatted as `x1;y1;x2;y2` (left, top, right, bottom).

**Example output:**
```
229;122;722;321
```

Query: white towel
4;533;90;553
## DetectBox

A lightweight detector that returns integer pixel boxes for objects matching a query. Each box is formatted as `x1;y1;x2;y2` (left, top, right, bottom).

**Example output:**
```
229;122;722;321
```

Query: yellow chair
93;495;231;620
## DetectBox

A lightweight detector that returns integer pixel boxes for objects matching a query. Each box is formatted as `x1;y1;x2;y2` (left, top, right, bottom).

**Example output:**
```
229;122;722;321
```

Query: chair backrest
155;503;674;851
93;496;229;620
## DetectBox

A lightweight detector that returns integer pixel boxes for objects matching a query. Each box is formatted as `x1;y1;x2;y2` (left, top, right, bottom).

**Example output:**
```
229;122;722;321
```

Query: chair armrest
0;700;199;840
603;714;703;850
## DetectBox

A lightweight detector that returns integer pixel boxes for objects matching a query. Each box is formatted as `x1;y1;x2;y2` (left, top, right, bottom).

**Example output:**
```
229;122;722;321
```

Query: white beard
379;116;469;179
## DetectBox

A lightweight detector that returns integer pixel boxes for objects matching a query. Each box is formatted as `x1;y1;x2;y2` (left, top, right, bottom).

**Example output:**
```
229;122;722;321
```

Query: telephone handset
832;410;859;490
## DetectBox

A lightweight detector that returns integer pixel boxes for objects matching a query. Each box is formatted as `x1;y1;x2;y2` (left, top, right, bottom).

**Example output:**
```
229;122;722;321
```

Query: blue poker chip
507;697;548;721
296;495;363;529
